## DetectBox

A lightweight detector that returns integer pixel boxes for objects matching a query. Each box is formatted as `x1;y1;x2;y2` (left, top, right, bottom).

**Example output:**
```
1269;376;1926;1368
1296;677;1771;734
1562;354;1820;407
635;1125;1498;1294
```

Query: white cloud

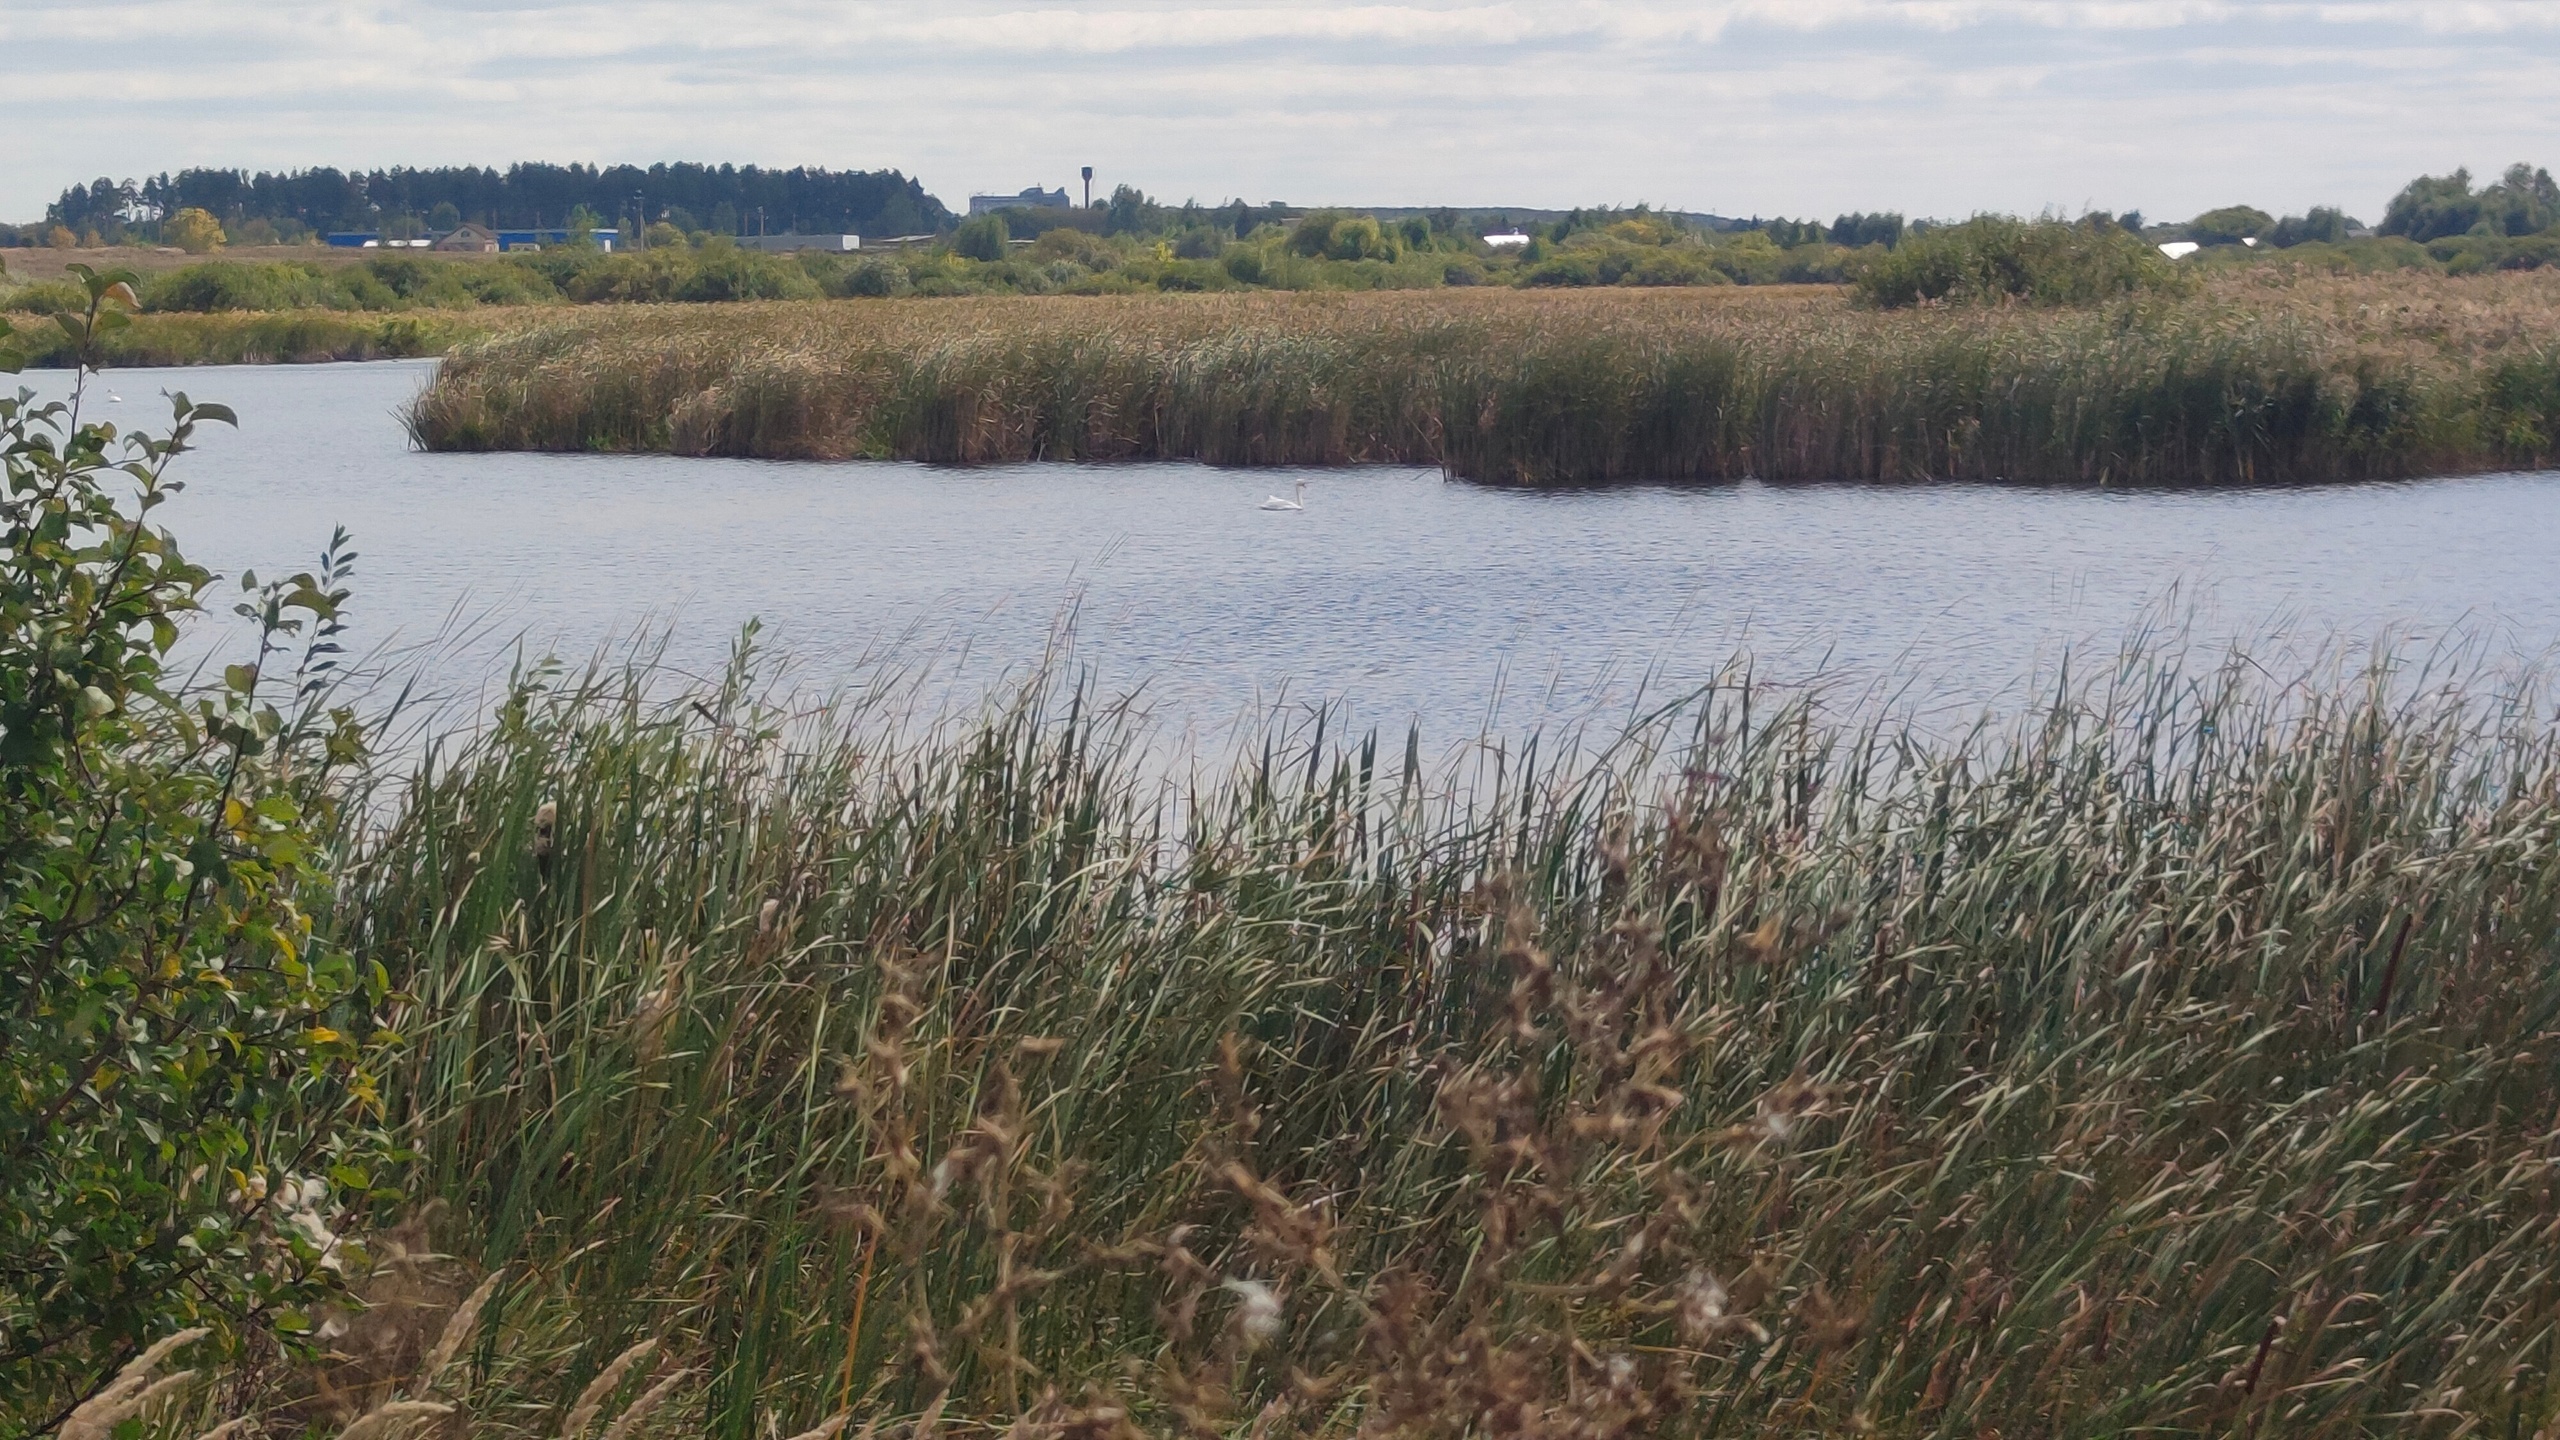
5;0;2556;221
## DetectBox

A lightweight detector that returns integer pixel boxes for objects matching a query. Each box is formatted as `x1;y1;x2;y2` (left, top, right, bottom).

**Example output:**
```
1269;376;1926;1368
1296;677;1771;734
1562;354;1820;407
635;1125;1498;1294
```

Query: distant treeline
25;163;952;245
11;160;2553;259
9;161;2557;302
9;210;2558;338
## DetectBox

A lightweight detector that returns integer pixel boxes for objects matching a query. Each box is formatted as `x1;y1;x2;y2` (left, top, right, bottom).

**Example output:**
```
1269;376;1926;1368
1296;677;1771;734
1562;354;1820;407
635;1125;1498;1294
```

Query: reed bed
309;640;2560;1438
404;273;2560;483
7;308;508;367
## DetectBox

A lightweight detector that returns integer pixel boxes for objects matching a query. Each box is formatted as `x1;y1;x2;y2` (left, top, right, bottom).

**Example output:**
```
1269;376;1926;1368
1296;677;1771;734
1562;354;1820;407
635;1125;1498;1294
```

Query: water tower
1082;167;1094;209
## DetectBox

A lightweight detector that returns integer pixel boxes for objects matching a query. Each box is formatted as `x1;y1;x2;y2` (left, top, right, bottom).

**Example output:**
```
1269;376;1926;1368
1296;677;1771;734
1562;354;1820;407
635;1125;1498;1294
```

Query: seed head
1676;1269;1728;1343
1223;1278;1285;1349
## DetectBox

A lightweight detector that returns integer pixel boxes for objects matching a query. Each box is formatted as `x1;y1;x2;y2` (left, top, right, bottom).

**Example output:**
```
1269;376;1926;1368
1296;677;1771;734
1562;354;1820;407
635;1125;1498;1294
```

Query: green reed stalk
321;638;2560;1438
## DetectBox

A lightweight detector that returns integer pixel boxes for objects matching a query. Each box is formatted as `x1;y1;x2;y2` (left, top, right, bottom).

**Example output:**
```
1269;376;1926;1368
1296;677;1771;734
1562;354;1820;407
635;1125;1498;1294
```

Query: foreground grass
404;272;2560;485
291;638;2560;1439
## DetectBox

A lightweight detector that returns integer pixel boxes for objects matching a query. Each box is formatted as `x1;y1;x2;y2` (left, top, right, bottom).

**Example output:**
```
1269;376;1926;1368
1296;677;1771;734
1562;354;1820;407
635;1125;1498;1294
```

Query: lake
25;359;2560;744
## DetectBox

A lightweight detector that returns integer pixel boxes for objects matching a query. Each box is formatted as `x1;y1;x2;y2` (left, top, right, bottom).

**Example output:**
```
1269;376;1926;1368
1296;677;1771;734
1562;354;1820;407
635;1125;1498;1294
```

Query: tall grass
6;309;508;367
404;274;2560;484
317;637;2560;1437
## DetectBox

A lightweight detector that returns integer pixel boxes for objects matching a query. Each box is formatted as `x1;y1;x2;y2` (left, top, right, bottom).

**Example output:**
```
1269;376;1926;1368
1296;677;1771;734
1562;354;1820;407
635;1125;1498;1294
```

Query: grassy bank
304;638;2560;1439
5;307;506;366
405;273;2560;484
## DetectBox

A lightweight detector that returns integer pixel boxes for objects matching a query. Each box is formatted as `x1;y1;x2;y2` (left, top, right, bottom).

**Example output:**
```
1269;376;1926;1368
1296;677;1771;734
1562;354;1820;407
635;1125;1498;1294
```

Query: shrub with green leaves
1287;211;1398;262
0;270;389;1425
1856;215;2188;308
950;212;1011;264
2186;204;2275;247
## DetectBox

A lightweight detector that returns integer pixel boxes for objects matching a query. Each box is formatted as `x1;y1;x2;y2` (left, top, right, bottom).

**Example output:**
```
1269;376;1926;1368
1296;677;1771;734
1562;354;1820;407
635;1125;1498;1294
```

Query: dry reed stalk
561;1339;658;1440
60;1328;210;1440
596;1368;691;1440
419;1268;505;1387
333;1399;456;1440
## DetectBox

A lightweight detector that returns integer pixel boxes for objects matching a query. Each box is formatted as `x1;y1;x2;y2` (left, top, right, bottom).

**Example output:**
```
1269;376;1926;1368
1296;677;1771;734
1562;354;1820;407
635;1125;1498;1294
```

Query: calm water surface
31;360;2560;742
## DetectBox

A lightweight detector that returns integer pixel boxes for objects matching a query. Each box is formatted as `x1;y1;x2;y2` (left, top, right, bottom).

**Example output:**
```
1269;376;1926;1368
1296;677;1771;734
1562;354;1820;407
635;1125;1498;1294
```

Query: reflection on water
22;360;2560;743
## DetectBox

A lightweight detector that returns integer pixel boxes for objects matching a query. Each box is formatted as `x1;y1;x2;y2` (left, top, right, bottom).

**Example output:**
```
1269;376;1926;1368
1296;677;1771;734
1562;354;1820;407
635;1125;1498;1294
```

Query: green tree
2481;163;2560;236
1286;211;1394;262
2186;205;2273;246
1829;212;1905;248
1102;185;1156;236
951;211;1011;263
160;208;225;255
0;270;388;1424
2268;206;2358;247
2381;168;2482;241
1762;217;1827;248
426;202;462;232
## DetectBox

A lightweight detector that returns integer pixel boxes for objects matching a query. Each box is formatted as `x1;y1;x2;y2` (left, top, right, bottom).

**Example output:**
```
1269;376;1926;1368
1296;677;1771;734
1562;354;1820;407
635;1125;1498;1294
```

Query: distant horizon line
19;155;2446;231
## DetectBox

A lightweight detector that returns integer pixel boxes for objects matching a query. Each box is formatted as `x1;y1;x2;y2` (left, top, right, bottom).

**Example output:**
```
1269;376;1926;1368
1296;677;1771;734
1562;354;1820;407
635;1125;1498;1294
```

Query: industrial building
967;187;1072;216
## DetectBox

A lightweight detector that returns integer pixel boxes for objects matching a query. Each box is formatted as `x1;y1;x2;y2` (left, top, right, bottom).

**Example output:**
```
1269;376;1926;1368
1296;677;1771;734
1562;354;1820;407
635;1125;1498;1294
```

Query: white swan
1259;480;1307;512
106;391;122;403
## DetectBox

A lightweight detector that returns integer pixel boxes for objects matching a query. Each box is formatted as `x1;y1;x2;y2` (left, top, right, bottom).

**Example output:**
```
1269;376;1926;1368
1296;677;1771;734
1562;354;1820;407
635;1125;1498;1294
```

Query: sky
5;1;2558;226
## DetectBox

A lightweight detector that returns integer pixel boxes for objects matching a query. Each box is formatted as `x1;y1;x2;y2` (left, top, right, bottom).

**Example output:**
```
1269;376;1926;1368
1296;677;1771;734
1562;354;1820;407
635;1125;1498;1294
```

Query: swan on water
1260;481;1307;512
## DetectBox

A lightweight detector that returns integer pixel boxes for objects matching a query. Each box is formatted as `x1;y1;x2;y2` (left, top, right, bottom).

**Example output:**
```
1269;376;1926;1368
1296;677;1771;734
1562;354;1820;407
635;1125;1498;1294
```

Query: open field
406;271;2560;484
287;639;2560;1439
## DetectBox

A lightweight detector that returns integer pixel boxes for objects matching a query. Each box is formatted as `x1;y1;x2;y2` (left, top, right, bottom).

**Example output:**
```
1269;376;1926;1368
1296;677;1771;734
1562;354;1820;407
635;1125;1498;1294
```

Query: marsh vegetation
16;257;2560;1440
32;613;2560;1440
408;271;2560;485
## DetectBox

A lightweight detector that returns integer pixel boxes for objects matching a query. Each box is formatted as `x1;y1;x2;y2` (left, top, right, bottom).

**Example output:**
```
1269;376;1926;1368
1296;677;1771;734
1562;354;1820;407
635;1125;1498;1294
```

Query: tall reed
322;638;2560;1437
405;275;2560;483
10;309;500;367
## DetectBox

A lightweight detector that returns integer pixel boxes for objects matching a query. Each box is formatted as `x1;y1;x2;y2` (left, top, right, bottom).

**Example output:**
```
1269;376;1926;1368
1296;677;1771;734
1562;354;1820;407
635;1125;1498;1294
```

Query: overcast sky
6;1;2556;224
